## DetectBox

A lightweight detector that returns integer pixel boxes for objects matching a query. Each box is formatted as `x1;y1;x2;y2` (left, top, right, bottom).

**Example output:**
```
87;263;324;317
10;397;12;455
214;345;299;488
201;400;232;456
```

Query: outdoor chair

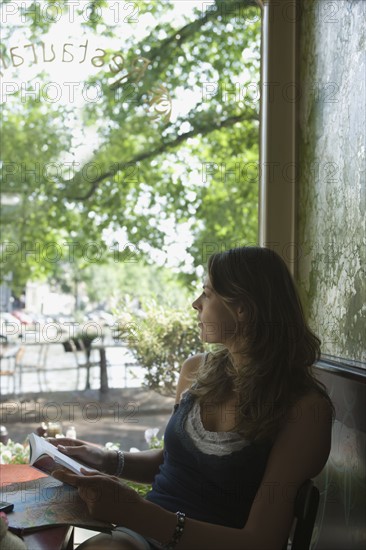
284;479;320;550
0;345;20;394
17;344;49;393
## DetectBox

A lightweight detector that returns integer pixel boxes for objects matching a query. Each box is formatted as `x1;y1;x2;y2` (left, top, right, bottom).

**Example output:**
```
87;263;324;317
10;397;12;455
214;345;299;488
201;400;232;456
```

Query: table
98;346;109;395
91;341;131;397
0;465;74;550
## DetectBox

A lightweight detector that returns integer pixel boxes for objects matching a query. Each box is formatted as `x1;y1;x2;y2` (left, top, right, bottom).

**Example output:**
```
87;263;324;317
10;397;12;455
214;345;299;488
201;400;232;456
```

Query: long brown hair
191;247;333;441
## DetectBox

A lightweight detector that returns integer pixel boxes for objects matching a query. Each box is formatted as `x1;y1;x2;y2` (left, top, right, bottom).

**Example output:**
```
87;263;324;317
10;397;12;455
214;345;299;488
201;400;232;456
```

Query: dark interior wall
312;366;366;550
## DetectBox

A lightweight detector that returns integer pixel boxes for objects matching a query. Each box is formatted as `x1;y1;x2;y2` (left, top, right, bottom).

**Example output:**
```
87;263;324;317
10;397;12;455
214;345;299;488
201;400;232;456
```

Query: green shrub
0;439;29;464
117;301;205;395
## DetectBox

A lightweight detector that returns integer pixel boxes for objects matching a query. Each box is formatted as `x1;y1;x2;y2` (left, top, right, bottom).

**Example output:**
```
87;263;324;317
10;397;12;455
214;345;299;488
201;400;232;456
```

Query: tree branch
112;0;256;96
68;110;258;201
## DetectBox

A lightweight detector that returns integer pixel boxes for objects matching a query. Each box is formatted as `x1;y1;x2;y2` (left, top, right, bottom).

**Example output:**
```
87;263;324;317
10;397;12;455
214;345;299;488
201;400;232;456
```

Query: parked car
50;314;77;333
10;310;34;325
27;312;54;325
85;309;116;327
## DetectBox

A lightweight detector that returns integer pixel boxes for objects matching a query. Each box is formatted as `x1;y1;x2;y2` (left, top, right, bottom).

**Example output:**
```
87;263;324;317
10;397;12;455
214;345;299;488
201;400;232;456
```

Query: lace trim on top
184;398;249;456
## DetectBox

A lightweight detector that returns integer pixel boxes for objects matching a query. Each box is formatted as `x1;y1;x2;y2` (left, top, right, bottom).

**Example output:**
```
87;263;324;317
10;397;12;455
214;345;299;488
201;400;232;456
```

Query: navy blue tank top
146;391;272;528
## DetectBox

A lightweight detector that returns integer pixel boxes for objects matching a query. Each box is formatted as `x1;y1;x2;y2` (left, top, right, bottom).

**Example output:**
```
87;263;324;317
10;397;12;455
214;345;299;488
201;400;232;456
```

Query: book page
0;476;113;533
28;433;95;476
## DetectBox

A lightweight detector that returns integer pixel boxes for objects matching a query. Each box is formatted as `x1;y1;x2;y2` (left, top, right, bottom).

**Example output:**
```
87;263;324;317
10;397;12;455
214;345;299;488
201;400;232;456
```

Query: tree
83;259;192;310
1;0;261;293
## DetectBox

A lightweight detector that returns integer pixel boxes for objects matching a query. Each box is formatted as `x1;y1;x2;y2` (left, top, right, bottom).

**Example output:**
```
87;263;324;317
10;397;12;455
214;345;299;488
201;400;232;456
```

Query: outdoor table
0;464;74;550
90;342;109;395
91;341;129;397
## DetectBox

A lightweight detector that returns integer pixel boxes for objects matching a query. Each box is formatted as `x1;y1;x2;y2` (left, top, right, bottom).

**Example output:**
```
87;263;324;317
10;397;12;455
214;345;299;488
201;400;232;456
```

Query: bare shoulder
288;390;333;428
243;391;333;548
268;390;333;481
182;353;205;376
174;353;205;403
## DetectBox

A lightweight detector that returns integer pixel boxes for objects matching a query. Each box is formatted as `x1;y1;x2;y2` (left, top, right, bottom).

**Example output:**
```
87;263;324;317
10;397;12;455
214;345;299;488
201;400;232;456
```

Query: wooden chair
0;345;20;394
285;479;320;550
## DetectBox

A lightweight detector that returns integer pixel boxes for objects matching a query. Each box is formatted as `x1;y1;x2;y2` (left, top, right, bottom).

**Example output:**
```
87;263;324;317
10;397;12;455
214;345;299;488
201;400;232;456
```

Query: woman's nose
192;297;201;310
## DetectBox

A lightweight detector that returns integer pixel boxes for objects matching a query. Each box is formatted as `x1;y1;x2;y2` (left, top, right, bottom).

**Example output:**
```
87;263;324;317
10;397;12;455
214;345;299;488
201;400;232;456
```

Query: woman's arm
48;437;164;484
50;355;202;483
56;358;333;549
118;449;164;484
125;390;333;549
175;353;204;403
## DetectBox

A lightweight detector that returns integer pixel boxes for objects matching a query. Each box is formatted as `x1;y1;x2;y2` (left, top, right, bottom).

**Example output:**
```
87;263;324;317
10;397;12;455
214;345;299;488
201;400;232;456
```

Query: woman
52;247;333;549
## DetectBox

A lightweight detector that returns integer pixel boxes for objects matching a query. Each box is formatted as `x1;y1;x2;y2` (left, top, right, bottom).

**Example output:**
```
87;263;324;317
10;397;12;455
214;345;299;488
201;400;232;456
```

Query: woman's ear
236;304;246;320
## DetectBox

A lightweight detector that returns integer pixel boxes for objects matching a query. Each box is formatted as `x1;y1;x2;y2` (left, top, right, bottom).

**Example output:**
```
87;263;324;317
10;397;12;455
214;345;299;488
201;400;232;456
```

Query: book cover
28;433;95;476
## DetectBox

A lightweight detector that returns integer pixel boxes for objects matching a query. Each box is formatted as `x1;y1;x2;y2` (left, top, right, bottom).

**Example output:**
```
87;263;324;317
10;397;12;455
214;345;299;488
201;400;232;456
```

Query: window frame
257;0;297;277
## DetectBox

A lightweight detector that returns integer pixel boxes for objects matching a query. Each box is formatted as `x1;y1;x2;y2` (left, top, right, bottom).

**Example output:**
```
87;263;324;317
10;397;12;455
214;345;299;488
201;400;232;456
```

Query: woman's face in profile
192;278;238;346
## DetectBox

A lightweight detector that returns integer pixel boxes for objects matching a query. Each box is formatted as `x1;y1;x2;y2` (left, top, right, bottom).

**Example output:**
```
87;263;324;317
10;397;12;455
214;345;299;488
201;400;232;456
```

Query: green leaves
117;301;205;394
1;0;261;293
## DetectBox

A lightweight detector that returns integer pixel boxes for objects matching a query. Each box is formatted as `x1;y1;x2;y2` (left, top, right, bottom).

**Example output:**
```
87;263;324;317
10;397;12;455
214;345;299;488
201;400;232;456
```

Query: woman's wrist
135;500;183;548
103;449;120;475
163;511;186;549
114;450;125;476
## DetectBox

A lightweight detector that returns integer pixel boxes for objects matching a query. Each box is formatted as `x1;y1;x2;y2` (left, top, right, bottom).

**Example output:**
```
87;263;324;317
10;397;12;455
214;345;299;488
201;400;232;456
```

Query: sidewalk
1;387;175;451
1;338;176;450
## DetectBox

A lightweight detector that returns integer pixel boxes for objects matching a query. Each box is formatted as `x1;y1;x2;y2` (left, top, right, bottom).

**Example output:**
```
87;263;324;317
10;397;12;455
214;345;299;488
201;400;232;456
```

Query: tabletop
0;464;74;550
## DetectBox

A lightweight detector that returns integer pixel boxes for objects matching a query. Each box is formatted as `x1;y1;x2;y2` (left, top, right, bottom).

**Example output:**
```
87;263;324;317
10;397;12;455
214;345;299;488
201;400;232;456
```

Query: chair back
15;346;25;365
68;338;85;366
286;479;320;550
0;345;22;393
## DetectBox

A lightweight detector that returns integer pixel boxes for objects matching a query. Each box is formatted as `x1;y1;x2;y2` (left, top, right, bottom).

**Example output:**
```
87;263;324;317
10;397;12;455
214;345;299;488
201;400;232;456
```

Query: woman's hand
52;468;142;524
47;437;117;474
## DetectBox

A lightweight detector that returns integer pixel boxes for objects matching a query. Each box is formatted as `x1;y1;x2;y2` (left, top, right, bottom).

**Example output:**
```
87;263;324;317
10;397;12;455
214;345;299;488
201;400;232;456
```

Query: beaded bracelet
114;450;125;477
163;511;186;549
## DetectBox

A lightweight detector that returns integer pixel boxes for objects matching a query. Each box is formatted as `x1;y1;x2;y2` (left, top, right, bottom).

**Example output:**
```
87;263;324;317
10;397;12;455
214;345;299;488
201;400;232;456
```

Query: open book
0;434;114;534
1;475;114;535
28;433;95;476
